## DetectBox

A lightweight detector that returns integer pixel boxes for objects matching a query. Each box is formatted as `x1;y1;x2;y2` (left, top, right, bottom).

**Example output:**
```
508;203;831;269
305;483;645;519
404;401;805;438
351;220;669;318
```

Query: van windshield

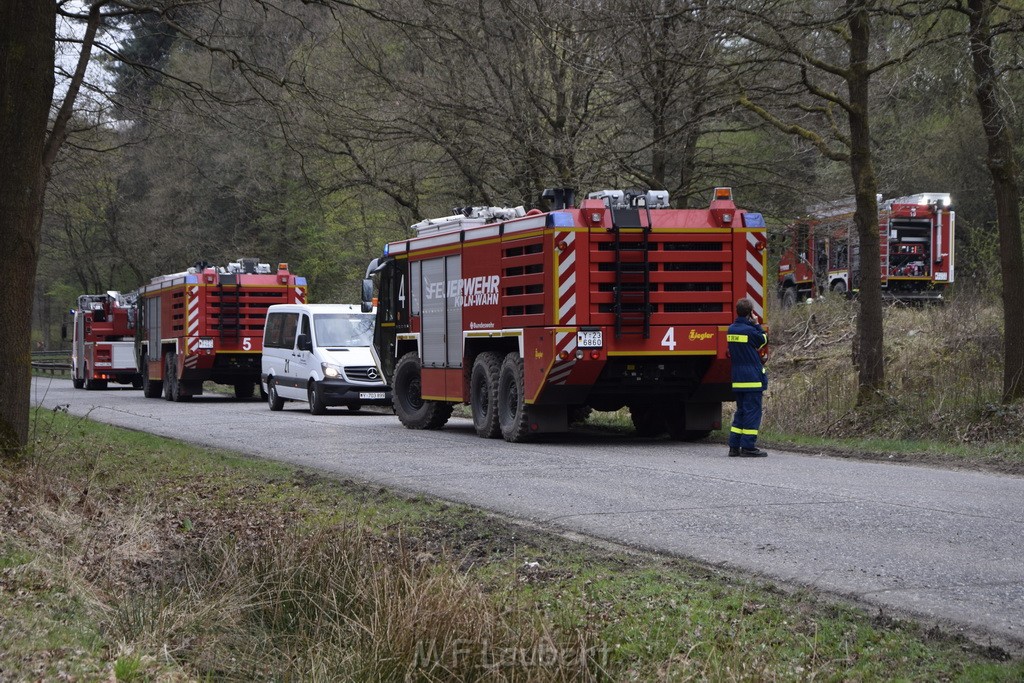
312;313;374;348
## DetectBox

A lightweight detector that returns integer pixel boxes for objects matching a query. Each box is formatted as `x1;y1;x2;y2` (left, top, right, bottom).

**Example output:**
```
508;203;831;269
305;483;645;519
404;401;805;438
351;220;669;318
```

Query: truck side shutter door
446;254;462;368
422;257;446;368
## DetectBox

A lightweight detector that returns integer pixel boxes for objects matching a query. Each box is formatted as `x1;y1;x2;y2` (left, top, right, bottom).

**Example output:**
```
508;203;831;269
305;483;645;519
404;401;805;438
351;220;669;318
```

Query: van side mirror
297;333;313;352
361;278;373;312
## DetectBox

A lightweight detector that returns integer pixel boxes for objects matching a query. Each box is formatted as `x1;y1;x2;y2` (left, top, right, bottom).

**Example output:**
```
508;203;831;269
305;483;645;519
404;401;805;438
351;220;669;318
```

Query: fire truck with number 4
363;187;768;442
135;259;307;401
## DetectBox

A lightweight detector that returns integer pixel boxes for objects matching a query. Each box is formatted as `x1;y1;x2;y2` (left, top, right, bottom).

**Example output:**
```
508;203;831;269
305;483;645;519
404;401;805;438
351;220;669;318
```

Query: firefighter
727;298;768;457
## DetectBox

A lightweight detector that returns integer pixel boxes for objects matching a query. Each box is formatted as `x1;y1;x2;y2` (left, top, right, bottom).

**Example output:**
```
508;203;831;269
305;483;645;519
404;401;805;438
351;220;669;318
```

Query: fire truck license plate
359;392;385;400
577;330;603;348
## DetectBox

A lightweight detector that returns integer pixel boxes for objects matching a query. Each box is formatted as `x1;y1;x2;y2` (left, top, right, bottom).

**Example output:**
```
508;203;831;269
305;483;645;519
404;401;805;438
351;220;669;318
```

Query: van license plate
360;392;385;399
577;330;603;348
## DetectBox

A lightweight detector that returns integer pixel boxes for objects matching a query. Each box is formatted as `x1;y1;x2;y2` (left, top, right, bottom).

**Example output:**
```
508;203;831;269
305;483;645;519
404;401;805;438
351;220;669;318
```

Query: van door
275;312;301;399
289;313;313;400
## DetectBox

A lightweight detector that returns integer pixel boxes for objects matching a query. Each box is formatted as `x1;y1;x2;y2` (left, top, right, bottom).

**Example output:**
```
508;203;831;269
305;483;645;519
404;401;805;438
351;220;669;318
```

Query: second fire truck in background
67;291;141;390
135;259;307;401
778;192;955;304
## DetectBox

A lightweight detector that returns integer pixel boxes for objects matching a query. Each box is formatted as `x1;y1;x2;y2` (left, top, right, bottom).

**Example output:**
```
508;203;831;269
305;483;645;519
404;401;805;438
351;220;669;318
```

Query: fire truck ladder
608;200;653;339
218;284;242;338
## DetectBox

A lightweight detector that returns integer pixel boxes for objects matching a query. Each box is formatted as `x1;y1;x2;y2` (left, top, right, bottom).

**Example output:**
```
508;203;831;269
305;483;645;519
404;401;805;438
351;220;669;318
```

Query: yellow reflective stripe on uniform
758;335;768;349
732;381;763;388
727;334;748;343
730;427;759;435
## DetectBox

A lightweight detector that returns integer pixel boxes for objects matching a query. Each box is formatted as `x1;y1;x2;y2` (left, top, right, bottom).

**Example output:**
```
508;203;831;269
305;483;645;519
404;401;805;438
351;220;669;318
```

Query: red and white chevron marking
549;230;577;385
293;285;305;304
745;231;766;320
184;285;200;369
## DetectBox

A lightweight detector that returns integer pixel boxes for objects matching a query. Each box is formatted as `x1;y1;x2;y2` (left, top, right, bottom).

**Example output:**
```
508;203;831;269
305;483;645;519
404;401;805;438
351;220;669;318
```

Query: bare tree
956;0;1024;402
725;0;947;404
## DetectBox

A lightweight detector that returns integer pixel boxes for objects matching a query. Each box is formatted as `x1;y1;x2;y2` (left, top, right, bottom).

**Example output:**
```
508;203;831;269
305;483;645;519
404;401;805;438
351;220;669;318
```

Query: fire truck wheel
141;354;163;398
266;378;285;411
83;366;107;391
630;405;666;437
831;279;847;296
781;287;797;308
665;422;711;442
72;376;85;390
234;381;256;400
308;382;328;415
163;353;188;402
497;354;531;443
393;352;453;430
470;352;503;438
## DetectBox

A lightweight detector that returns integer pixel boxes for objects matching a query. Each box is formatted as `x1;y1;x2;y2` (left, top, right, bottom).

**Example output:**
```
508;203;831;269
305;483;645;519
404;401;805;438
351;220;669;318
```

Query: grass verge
1;409;1021;680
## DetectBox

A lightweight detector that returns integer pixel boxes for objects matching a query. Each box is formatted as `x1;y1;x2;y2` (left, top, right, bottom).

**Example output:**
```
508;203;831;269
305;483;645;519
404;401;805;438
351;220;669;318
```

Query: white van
261;304;391;414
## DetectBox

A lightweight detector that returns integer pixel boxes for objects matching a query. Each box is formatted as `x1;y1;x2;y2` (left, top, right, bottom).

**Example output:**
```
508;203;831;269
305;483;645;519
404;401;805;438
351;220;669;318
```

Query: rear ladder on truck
608;201;653;339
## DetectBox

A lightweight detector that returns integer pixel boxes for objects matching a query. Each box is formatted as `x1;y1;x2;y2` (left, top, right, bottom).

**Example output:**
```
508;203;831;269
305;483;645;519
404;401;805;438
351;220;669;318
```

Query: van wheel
346;403;362;413
266;378;284;411
141;354;163;398
393;352;452;430
630;405;666;437
470;352;503;438
497;353;531;442
308;382;328;415
234;381;255;400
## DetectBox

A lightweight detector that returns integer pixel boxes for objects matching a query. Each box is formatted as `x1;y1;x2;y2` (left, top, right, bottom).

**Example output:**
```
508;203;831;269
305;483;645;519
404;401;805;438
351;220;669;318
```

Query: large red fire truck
66;291;142;390
362;187;768;442
778;192;954;305
135;259;307;401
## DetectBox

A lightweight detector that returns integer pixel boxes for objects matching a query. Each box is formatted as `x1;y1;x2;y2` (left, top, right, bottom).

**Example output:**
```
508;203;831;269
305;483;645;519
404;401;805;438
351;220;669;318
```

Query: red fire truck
67;291;141;390
136;259;307;401
362;187;768;442
778;192;954;305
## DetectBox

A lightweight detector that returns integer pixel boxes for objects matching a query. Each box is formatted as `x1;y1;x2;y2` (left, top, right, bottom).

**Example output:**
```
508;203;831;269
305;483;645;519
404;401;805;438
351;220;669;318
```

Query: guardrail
31;350;71;375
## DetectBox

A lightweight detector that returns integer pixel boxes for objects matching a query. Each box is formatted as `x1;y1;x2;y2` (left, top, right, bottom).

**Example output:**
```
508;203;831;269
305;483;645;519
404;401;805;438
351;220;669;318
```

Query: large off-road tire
392;352;452;430
831;279;848;296
163;353;188;402
308;381;328;415
266;377;284;411
663;403;712;441
131;376;143;390
72;375;85;389
141;354;163;399
781;286;798;308
234;381;256;400
470;351;503;438
630;405;666;437
568;405;592;426
497;353;531;443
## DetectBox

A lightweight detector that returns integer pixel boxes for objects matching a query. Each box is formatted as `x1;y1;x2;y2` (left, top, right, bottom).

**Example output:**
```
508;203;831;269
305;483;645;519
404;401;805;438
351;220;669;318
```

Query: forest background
32;0;1022;348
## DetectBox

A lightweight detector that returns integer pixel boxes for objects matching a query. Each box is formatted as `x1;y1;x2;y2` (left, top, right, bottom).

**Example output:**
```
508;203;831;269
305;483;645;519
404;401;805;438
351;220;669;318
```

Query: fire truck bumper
314;379;392;406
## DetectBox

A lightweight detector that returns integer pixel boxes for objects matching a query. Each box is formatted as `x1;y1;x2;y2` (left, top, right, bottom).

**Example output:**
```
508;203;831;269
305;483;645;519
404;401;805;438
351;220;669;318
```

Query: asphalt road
30;376;1024;649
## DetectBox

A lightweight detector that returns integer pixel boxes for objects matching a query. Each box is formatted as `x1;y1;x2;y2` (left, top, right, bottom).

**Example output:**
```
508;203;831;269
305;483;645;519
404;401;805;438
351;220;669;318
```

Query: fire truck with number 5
135;259;307;401
363;187;768;442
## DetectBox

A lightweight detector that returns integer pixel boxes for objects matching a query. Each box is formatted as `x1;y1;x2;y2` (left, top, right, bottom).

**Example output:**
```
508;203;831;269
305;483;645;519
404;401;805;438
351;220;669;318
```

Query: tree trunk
0;0;56;458
967;0;1024;403
847;0;884;403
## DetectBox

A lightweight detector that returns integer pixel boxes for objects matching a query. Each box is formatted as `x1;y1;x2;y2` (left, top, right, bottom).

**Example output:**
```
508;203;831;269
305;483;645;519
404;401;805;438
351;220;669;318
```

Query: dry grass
764;291;1024;446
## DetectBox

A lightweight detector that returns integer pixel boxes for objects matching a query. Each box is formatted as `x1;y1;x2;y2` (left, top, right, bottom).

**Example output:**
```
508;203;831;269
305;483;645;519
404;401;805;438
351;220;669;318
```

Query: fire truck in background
67;291;142;390
362;187;768;442
135;259;307;401
778;192;955;305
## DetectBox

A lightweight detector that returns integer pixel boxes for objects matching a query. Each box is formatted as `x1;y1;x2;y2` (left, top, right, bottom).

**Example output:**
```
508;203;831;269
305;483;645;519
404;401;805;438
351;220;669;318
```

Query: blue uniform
727;316;767;450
